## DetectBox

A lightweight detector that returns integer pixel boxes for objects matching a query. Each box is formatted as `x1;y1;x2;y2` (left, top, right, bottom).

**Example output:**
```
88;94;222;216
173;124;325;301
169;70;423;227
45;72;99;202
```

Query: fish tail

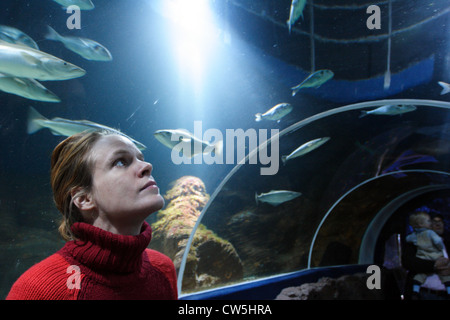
438;81;450;95
255;192;259;205
281;155;287;165
27;106;46;134
255;113;262;122
359;110;368;118
45;26;61;41
286;20;291;34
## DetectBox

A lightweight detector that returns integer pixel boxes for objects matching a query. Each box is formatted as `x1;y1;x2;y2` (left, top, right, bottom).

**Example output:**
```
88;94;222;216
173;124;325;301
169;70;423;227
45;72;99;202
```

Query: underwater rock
275;270;400;300
149;176;243;291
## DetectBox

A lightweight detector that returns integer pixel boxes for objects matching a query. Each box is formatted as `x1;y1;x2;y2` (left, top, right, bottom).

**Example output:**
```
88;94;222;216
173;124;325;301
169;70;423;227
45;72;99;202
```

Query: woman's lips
141;180;157;191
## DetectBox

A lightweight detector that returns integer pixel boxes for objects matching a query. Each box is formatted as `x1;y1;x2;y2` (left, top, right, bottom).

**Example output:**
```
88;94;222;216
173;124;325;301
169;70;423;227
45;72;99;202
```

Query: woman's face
88;134;164;226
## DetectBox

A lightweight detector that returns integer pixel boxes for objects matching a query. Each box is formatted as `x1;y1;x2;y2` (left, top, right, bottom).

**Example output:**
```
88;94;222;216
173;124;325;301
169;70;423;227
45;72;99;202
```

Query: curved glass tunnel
178;100;450;295
0;0;449;300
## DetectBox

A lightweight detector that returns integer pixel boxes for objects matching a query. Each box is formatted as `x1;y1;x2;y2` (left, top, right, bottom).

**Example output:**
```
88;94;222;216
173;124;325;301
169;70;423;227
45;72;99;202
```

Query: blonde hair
409;211;430;229
50;130;115;241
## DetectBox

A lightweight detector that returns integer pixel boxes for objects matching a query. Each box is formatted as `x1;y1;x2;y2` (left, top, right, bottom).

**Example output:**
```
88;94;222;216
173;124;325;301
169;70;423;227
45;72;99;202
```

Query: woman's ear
71;187;95;212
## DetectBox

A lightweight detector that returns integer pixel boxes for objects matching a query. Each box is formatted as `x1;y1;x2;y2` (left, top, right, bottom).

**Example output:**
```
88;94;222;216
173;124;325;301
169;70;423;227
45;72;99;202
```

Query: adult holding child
402;211;450;300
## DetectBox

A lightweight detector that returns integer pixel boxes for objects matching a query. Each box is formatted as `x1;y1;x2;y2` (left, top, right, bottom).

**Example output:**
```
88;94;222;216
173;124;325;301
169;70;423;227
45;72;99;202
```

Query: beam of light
162;0;220;99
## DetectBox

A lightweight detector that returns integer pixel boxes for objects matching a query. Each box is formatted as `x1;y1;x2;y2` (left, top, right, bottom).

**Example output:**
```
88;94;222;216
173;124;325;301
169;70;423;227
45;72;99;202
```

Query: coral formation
149;176;243;292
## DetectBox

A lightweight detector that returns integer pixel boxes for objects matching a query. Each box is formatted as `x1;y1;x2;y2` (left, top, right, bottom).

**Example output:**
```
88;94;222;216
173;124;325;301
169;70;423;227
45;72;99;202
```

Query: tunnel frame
177;99;450;297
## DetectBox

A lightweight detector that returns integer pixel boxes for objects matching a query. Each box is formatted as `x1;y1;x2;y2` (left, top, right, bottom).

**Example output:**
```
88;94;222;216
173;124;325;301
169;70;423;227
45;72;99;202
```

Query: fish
281;137;330;165
255;103;293;123
255;190;301;206
359;104;417;118
438;81;450;95
0;73;60;102
0;25;39;50
52;0;95;10
286;0;307;34
154;129;223;158
0;40;86;81
45;26;112;62
27;106;146;150
291;69;334;96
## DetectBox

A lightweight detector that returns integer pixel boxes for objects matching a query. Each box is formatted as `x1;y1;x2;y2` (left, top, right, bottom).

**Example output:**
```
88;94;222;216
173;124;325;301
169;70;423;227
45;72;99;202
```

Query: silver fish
0;40;86;80
0;73;60;102
286;0;307;34
27;107;146;150
438;81;450;95
255;190;301;206
52;0;95;10
154;129;223;158
281;137;330;165
0;25;39;50
359;104;417;118
291;69;334;96
255;103;293;122
45;26;112;61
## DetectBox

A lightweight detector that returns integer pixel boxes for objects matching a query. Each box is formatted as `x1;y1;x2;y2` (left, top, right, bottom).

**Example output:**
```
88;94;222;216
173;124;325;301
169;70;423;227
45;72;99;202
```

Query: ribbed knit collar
64;221;152;274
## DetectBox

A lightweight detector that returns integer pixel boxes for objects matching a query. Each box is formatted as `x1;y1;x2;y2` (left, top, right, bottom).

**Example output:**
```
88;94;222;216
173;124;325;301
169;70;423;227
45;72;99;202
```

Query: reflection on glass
0;0;449;300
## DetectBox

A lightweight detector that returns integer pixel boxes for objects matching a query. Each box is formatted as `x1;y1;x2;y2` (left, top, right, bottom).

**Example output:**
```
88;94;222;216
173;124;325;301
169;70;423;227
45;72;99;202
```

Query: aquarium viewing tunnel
0;0;449;300
176;99;450;299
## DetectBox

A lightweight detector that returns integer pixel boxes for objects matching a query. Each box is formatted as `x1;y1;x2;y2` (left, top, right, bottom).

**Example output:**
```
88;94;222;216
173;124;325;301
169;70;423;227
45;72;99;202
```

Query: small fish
359;104;417;118
281;137;330;165
52;0;95;10
45;26;112;61
255;103;293;122
255;190;301;206
0;25;39;49
286;0;307;34
438;81;450;95
0;40;85;80
0;73;60;102
154;129;223;158
27;106;146;150
291;69;334;96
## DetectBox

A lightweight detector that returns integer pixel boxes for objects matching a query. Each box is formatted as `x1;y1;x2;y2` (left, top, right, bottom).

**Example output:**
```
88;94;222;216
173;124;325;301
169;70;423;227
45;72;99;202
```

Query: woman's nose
138;160;152;177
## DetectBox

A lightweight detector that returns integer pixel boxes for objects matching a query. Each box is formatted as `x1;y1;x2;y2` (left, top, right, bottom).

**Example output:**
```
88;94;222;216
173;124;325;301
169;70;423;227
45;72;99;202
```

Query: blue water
1;0;450;298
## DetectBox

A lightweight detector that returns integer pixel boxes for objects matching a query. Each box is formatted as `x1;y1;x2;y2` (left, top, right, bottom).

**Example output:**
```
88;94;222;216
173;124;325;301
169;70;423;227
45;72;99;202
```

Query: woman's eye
114;159;127;167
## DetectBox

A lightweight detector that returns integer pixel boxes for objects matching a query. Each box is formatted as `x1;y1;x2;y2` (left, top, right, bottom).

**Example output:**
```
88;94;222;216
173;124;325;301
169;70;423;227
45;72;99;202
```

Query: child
406;211;450;296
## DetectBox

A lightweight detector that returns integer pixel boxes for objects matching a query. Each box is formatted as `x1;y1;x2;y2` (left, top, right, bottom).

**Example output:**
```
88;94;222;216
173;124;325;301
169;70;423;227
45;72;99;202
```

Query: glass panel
0;0;449;299
179;100;450;293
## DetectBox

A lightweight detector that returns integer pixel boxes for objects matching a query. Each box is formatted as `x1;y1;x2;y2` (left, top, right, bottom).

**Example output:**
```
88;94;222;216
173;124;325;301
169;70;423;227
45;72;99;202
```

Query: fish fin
286;21;291;34
27;106;47;134
281;155;287;165
291;86;300;96
438;81;450;95
49;129;65;136
255;113;262;122
45;26;61;41
20;52;40;66
359;111;368;118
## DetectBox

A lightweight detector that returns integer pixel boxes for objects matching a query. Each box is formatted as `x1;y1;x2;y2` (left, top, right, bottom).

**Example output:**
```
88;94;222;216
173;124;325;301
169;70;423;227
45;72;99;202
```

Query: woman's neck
92;216;144;236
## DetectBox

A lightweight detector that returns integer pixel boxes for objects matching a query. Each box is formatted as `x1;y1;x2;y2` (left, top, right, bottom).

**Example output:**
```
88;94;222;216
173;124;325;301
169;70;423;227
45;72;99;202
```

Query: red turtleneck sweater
6;221;177;300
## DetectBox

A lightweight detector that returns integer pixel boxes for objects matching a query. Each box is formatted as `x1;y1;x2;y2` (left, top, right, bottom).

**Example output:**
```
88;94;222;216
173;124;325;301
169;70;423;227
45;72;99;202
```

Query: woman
7;130;178;300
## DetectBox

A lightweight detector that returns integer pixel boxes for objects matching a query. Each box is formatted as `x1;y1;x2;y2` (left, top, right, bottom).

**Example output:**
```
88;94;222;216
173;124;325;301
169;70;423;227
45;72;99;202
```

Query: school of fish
2;1;439;211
